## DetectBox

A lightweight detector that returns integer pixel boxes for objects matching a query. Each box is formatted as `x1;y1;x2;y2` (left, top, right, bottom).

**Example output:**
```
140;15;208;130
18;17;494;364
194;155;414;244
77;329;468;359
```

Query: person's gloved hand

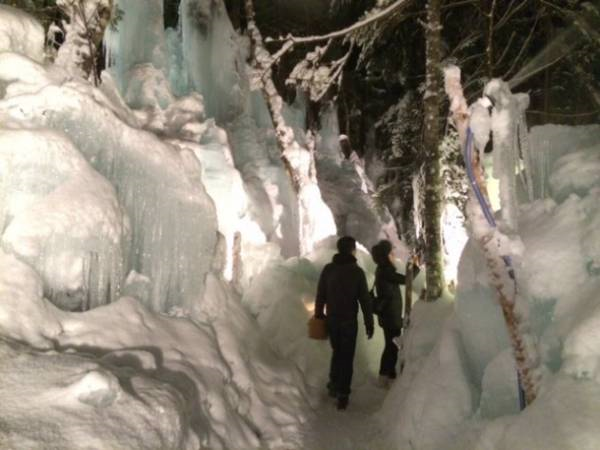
366;325;374;340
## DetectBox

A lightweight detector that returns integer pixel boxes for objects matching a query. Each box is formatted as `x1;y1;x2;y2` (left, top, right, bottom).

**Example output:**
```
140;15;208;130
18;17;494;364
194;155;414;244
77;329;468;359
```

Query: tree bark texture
422;0;444;301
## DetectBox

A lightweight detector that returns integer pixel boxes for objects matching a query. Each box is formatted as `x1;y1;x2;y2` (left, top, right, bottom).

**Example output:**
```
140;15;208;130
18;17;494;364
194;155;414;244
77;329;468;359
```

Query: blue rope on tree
464;126;526;410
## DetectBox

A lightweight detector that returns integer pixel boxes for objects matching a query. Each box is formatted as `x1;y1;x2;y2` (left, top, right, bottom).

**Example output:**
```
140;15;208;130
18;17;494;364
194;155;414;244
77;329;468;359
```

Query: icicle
484;79;530;231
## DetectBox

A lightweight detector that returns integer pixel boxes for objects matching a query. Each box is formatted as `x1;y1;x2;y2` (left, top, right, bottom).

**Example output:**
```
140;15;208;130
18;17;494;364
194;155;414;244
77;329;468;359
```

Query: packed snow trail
299;362;389;449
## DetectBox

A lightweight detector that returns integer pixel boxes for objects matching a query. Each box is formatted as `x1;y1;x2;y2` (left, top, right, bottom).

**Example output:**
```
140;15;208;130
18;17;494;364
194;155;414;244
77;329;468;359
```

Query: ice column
484;79;530;231
105;0;167;92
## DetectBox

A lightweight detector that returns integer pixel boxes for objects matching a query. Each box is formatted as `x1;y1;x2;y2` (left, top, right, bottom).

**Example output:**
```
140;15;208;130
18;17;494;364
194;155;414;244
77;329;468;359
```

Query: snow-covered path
300;375;389;450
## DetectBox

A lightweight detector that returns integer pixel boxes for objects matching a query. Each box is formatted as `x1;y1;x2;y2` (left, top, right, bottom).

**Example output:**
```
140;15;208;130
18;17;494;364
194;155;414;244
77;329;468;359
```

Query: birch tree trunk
444;65;539;406
243;0;335;256
422;0;444;301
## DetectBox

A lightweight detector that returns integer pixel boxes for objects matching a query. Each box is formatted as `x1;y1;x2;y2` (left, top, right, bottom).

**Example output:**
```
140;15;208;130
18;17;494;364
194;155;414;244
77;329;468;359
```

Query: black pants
327;318;358;397
379;326;401;377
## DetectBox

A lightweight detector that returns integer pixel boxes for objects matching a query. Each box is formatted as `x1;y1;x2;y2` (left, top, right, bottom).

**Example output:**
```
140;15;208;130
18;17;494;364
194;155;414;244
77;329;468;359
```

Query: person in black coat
314;236;374;410
371;240;419;382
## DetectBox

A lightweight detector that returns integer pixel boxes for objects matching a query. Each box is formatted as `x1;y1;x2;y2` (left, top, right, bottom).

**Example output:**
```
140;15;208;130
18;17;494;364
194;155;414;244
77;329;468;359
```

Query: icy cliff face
0;129;127;310
179;0;246;122
0;72;219;312
0;6;308;448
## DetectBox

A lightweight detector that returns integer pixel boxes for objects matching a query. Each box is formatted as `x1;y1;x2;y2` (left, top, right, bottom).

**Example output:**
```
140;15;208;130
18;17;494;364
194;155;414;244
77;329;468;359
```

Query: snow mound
549;145;600;201
0;254;308;448
0;339;197;449
389;125;600;449
0;251;63;347
0;5;44;63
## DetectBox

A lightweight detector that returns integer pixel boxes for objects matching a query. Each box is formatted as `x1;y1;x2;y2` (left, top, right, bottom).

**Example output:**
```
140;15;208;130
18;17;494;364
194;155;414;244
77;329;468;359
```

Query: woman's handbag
308;316;328;340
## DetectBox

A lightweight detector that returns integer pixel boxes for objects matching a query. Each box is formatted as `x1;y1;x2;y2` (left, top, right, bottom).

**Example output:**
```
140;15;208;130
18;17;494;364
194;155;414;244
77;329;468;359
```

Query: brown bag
308;316;328;340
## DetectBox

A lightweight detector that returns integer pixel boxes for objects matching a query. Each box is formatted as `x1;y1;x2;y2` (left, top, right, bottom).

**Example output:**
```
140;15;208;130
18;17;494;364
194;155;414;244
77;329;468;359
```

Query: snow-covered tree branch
55;0;112;84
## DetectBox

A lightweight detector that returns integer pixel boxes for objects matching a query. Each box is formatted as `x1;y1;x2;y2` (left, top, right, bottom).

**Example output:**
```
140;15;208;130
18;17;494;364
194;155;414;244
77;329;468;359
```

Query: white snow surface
0;5;44;63
381;123;600;450
1;5;600;450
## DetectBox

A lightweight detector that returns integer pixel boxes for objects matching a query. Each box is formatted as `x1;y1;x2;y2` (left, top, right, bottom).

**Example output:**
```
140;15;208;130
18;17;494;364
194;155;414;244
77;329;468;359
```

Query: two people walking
314;236;419;410
314;236;373;410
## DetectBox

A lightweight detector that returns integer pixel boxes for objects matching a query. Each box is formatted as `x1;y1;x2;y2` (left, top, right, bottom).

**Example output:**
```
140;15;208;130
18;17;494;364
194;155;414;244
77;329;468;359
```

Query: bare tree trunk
444;64;539;407
244;0;300;190
422;0;444;301
243;0;335;255
56;0;112;85
484;0;497;79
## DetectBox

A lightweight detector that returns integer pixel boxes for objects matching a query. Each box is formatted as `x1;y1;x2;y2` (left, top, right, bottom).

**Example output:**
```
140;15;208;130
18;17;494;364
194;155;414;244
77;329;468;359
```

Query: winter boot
337;396;349;410
377;375;390;389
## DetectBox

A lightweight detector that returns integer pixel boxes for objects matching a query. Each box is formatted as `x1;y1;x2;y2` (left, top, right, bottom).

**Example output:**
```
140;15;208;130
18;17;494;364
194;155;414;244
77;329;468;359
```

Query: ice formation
0;4;311;447
379;120;600;449
0;129;127;310
315;105;407;256
483;79;529;231
2;2;600;450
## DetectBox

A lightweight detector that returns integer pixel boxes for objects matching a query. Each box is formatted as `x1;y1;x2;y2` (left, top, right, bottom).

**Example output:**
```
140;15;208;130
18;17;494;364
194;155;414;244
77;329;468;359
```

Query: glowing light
442;202;469;288
303;296;315;315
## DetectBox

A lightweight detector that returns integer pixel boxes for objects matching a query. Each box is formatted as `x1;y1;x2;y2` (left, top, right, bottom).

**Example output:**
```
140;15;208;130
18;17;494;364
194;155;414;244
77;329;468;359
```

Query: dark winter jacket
375;262;418;330
315;253;374;332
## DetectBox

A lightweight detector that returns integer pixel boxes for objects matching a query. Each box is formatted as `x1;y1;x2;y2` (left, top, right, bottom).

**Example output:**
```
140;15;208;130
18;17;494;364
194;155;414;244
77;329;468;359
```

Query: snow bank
387;124;600;449
0;248;308;448
0;5;44;63
0;338;196;450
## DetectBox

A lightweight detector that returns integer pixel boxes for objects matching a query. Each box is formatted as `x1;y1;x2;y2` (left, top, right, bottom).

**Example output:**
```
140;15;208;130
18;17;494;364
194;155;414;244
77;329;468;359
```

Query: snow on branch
265;0;412;45
443;65;469;143
444;66;540;407
286;42;353;102
55;0;113;84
